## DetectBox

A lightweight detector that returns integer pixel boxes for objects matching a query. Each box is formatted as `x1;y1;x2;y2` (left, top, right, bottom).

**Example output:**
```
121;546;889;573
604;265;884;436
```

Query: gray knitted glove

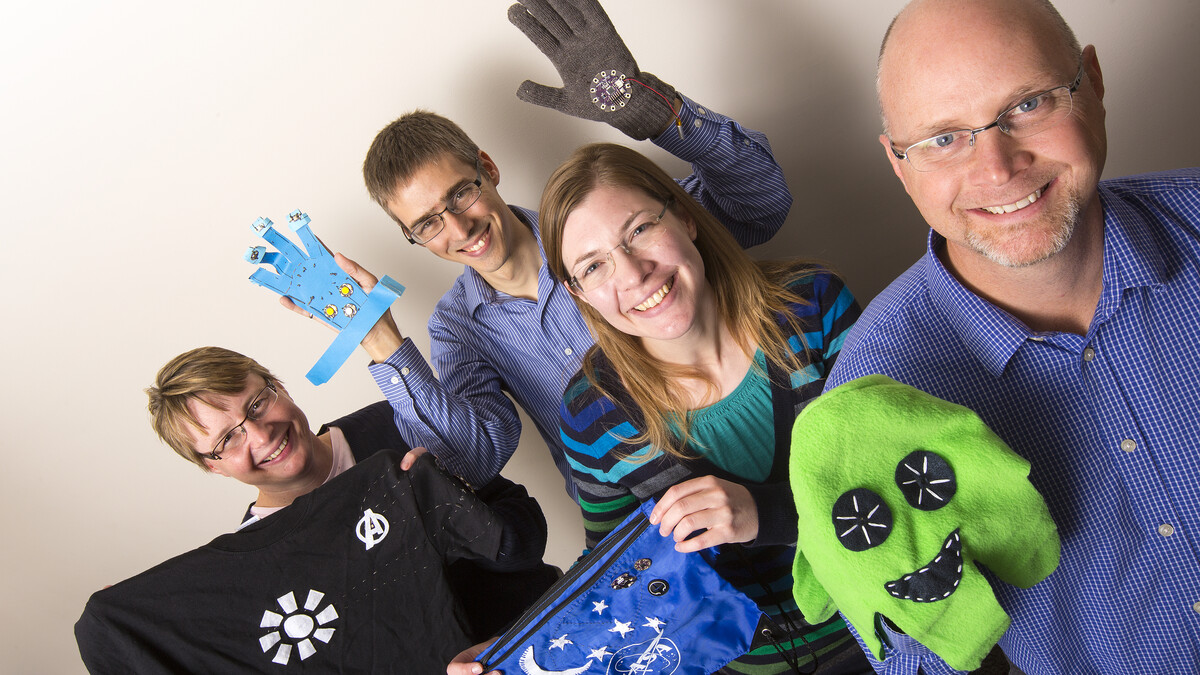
508;0;678;141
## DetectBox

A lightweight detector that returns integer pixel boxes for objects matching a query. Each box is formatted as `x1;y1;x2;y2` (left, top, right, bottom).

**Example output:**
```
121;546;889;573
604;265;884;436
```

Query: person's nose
613;244;653;289
241;418;273;450
442;210;475;242
966;127;1030;187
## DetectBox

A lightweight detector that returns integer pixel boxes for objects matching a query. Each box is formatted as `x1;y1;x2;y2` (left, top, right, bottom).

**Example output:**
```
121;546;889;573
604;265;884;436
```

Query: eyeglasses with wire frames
402;159;483;245
199;382;279;461
890;61;1086;172
565;197;673;295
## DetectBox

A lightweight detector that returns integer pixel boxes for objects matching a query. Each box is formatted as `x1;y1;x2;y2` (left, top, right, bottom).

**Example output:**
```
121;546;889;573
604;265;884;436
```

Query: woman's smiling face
560;184;711;346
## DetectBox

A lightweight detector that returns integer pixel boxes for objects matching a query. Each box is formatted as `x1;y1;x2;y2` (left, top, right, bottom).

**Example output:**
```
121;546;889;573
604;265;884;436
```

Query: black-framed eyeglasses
199;382;278;461
890;61;1086;172
566;198;672;295
402;160;483;245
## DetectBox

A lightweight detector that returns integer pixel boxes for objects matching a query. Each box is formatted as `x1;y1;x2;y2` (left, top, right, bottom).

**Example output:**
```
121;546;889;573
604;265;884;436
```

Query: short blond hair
146;346;280;471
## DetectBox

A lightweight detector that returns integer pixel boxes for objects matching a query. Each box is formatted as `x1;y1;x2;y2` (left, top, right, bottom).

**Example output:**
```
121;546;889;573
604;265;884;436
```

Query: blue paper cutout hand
244;210;368;331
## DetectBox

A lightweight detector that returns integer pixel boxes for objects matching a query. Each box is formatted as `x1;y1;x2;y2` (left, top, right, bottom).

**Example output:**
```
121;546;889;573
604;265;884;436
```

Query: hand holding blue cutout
245;210;405;385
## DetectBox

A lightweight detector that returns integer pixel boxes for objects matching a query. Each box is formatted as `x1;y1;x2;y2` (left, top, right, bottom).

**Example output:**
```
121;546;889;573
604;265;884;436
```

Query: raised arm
510;0;791;248
285;252;523;488
660;97;791;248
369;306;524;488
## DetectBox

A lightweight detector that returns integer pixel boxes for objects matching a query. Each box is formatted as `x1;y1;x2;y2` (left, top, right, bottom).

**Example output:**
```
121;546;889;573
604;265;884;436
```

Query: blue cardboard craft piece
245;210;404;385
479;500;763;675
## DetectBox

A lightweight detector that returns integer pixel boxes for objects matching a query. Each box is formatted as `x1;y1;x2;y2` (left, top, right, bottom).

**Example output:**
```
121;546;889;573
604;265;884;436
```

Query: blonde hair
540;143;818;458
146;346;280;471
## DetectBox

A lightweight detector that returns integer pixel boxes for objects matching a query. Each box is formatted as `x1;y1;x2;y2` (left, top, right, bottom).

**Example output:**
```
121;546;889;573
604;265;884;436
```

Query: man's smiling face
878;0;1107;269
188;376;321;495
386;151;526;276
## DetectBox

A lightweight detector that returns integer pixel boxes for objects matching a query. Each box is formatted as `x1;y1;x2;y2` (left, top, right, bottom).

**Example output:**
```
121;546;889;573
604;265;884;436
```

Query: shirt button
1120;439;1137;453
1158;523;1175;537
743;139;751;146
564;348;573;356
389;376;399;385
693;119;703;129
1083;347;1095;361
697;107;707;116
400;367;410;376
1193;600;1200;615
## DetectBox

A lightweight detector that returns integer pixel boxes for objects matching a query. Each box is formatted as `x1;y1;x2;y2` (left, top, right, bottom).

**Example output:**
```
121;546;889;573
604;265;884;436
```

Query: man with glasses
304;0;792;499
76;346;559;672
824;0;1200;673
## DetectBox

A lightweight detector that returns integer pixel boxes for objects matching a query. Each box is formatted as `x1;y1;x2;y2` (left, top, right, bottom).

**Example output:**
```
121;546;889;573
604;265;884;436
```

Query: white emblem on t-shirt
356;508;389;550
259;589;338;665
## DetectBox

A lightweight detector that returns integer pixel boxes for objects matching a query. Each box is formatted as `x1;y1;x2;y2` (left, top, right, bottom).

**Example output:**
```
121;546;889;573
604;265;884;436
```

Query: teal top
687;350;772;482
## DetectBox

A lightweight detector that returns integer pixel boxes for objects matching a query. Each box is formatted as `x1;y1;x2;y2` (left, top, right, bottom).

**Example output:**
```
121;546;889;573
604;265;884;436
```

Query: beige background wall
1;1;1197;671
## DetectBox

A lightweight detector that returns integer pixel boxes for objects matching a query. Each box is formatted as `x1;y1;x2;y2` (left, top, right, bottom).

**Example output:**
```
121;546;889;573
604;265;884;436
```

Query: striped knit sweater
559;270;870;674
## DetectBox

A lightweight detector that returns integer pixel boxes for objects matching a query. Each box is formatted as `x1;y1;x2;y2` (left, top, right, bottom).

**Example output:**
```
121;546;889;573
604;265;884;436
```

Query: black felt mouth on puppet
885;528;963;603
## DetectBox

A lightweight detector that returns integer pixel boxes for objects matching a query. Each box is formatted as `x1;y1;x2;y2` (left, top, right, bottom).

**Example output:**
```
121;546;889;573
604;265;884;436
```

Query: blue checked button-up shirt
370;96;792;499
826;168;1200;675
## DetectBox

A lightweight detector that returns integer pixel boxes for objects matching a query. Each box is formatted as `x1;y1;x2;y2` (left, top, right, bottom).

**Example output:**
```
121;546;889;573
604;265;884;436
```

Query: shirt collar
924;231;1031;377
924;183;1167;377
1093;182;1167;324
461;205;543;310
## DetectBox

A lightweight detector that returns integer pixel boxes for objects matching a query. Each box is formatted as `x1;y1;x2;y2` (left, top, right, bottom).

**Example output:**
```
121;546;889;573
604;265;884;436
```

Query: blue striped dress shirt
826;168;1200;675
369;95;792;498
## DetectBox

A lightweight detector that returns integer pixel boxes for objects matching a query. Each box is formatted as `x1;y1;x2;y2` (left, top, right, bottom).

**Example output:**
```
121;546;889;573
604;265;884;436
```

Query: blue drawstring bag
479;500;763;674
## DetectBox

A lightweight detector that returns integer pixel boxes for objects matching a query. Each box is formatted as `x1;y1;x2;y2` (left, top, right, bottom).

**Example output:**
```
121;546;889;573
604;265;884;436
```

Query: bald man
826;0;1200;673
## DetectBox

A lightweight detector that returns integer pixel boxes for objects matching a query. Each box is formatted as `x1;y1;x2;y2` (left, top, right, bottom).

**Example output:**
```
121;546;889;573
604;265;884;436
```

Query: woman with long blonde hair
540;143;869;673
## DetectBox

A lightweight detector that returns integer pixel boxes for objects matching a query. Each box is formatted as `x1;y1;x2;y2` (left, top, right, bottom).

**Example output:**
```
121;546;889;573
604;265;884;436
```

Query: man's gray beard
967;187;1082;268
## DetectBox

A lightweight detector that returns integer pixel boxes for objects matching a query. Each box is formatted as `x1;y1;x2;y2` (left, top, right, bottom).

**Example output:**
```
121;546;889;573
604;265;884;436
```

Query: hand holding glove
508;0;678;140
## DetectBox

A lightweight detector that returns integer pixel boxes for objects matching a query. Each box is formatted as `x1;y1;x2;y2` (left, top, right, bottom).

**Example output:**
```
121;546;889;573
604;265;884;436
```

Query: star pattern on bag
609;619;633;637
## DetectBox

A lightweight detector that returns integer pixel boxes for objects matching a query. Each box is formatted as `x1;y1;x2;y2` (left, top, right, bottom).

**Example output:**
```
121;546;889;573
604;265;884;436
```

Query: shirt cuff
368;338;435;402
650;94;731;162
743;481;797;547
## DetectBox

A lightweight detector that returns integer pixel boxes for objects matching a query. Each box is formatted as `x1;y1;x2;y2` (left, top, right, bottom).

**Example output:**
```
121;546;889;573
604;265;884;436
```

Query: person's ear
1081;44;1104;103
880;134;910;192
204;458;229;477
478;150;500;188
564;279;592;307
678;209;698;241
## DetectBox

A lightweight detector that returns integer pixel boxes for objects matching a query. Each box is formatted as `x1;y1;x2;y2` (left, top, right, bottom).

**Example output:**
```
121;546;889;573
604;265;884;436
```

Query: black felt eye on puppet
895;450;956;511
832;487;893;552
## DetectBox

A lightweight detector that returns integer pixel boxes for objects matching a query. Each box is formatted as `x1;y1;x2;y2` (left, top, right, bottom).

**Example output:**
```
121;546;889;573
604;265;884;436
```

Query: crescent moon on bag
518;645;594;675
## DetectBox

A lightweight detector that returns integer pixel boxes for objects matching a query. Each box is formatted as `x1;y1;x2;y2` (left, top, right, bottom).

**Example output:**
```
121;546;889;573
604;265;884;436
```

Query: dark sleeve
407;453;552;573
75;601;126;675
417;461;560;642
447;475;561;640
473;475;549;571
319;399;410;463
743;482;799;547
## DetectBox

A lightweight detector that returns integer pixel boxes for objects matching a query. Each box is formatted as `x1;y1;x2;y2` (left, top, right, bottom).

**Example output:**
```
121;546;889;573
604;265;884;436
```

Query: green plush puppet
788;375;1060;671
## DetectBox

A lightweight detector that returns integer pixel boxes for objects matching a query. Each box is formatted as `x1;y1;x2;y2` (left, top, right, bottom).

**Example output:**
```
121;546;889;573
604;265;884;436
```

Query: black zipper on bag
480;513;652;667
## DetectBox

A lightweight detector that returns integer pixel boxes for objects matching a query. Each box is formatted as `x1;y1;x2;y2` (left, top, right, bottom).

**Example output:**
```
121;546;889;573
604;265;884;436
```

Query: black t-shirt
76;451;507;673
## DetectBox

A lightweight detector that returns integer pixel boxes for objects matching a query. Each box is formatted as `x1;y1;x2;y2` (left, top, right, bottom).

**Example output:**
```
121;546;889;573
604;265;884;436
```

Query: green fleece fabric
788;375;1059;671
